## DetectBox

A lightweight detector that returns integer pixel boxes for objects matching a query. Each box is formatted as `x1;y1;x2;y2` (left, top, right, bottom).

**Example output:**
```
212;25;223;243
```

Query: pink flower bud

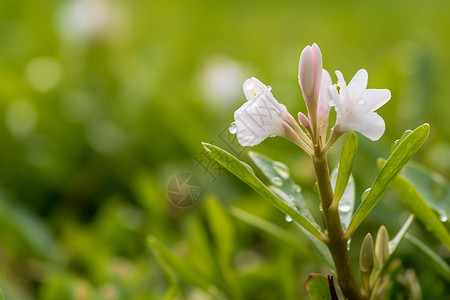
298;43;323;111
298;112;311;130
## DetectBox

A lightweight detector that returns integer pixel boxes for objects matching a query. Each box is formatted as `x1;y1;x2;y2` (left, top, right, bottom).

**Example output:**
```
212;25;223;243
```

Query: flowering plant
200;44;449;299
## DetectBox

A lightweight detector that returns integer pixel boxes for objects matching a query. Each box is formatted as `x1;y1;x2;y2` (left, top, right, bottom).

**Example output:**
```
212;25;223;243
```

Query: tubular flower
233;77;294;147
329;69;391;141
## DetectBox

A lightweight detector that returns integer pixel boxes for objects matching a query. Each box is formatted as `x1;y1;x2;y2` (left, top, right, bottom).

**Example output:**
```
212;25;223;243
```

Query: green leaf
0;288;3;300
204;196;242;300
405;233;450;279
305;273;331;300
147;235;212;291
331;168;355;231
389;170;450;249
402;163;450;222
202;143;326;243
346;123;430;238
334;132;358;204
370;215;414;286
248;151;317;226
247;151;336;267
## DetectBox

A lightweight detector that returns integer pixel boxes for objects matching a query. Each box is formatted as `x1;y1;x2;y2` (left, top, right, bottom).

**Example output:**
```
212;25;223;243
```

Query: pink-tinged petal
318;69;332;119
298;112;311;129
357;89;391;113
234;94;285;146
311;43;323;97
346;113;385;141
299;44;322;105
348;69;368;100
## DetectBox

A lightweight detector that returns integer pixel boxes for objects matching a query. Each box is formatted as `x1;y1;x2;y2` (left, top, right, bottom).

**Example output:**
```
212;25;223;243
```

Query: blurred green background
0;0;449;299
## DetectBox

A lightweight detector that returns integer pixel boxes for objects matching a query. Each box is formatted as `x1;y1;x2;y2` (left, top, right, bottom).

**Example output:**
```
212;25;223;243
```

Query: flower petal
358;88;391;113
318;69;332;118
243;77;272;102
335;70;350;106
348;69;368;100
346;112;385;141
234;96;285;146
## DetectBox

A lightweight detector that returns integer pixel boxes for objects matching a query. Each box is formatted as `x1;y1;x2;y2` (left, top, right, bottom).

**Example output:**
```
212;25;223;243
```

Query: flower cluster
231;43;391;154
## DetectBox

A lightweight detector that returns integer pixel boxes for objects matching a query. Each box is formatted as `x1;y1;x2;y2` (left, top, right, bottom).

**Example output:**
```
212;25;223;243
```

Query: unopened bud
375;225;390;265
298;43;322;114
298;112;311;130
360;233;375;273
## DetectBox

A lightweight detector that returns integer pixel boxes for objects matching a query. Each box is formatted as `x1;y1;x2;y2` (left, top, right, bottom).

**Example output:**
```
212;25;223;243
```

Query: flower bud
298;43;322;112
298;112;311;130
360;233;375;273
375;225;390;265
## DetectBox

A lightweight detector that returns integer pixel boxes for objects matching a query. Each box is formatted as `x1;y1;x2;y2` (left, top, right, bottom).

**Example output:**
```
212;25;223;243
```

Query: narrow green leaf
405;233;450;279
204;196;242;300
229;206;305;252
370;215;414;286
331;168;355;230
0;288;3;300
248;151;317;226
147;235;212;291
346;123;430;238
389;170;450;249
334;132;358;204
202;143;326;243
388;214;414;255
402;163;450;222
305;273;331;300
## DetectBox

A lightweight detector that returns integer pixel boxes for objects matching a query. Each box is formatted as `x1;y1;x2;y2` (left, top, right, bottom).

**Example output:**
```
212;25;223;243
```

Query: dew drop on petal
271;177;283;186
361;188;371;201
229;121;237;134
329;100;335;106
358;99;365;105
244;81;254;91
285;215;292;222
272;161;289;179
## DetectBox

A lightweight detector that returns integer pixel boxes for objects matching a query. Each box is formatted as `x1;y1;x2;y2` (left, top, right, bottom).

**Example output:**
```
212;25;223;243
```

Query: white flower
329;69;391;141
234;77;290;146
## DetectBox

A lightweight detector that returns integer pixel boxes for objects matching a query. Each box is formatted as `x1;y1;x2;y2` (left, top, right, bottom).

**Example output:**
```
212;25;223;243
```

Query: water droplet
339;203;351;213
229;122;237;134
242;162;255;174
438;210;448;222
285;215;292;222
271;177;283;186
400;129;412;141
358;99;365;105
361;188;371;201
272;161;289;179
391;139;400;152
266;85;272;91
294;185;301;193
244;82;254;91
329;101;335;106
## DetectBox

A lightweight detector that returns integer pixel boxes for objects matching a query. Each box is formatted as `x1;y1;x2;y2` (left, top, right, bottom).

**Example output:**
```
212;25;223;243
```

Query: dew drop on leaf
271;177;283;186
285;215;292;222
361;188;371;201
272;161;289;179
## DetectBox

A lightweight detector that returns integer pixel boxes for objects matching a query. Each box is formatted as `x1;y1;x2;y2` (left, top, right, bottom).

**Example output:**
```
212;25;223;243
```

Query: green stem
313;151;363;300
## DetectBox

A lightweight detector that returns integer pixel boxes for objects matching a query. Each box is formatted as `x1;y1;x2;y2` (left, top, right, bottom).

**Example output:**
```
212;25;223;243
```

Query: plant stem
313;151;363;300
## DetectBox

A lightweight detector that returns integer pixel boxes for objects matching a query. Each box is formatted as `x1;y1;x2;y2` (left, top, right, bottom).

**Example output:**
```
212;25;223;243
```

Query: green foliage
334;132;358;205
202;142;326;242
305;274;331;300
346;124;430;238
